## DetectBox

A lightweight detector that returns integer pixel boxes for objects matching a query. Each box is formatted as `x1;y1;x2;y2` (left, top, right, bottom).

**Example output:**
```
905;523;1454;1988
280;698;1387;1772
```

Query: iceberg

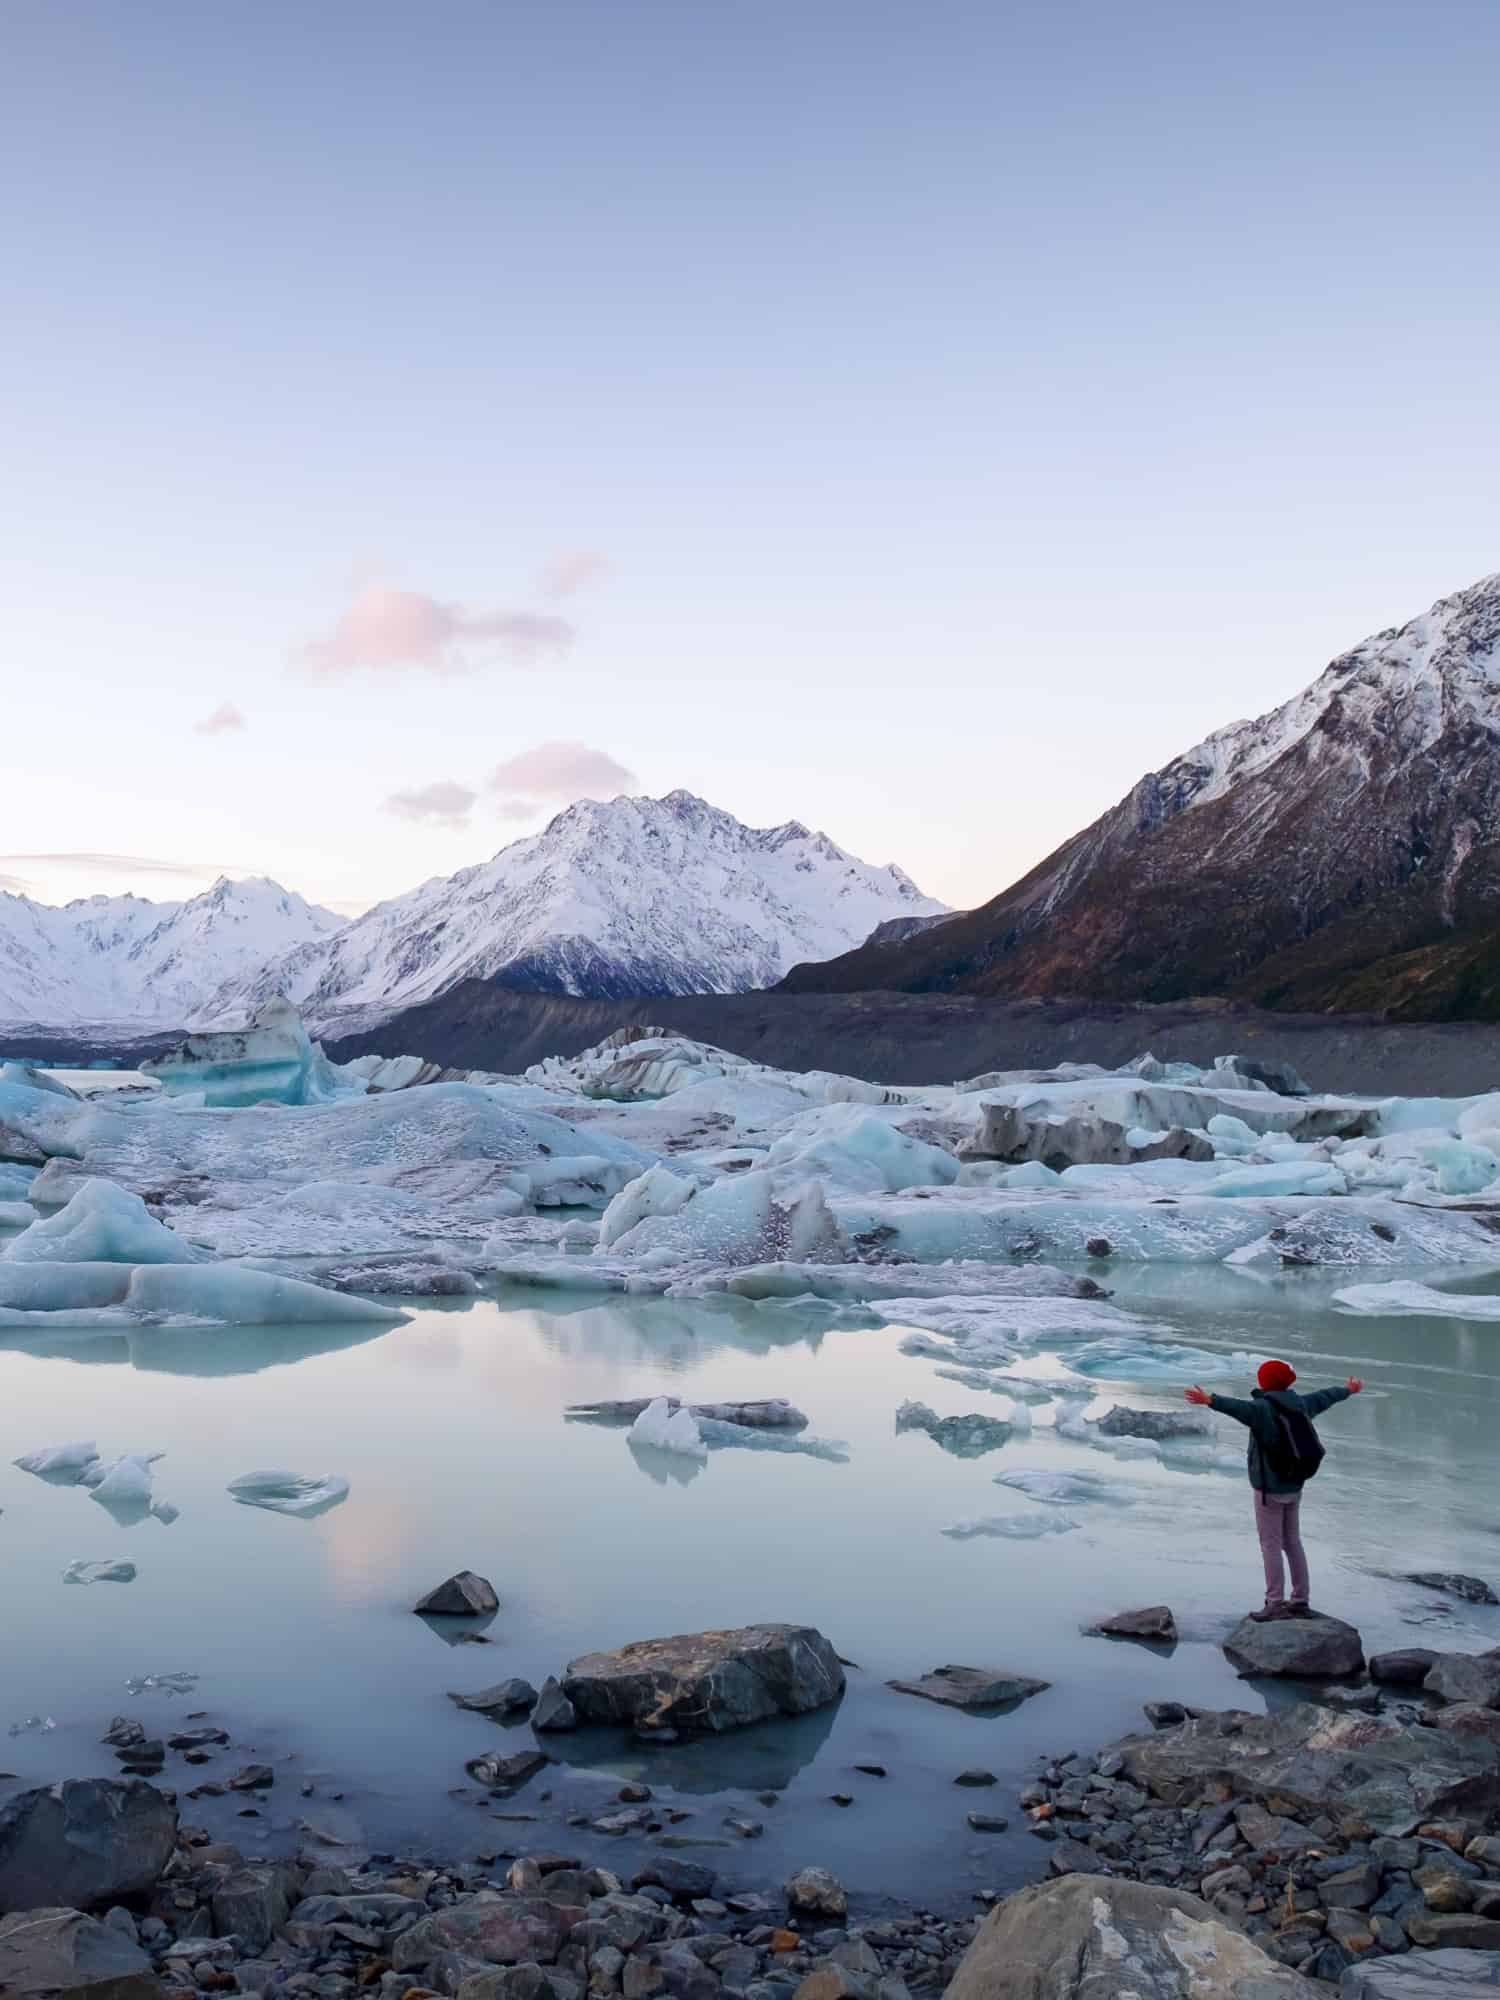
0;1261;406;1329
942;1512;1080;1540
2;1179;202;1266
1333;1280;1500;1319
62;1558;137;1585
598;1165;700;1249
81;1453;159;1503
628;1396;708;1459
14;1439;100;1481
140;997;361;1108
227;1470;351;1517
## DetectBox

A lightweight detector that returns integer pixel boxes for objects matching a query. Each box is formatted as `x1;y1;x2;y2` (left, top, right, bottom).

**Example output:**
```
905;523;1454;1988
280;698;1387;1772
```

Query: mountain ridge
780;570;1500;1019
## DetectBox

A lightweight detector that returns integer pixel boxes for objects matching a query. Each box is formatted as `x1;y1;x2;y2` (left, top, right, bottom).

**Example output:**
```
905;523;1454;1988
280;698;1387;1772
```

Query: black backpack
1263;1399;1325;1485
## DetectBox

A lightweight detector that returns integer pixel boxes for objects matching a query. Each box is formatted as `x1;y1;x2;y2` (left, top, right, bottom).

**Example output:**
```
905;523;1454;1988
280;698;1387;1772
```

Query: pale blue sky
3;1;1498;916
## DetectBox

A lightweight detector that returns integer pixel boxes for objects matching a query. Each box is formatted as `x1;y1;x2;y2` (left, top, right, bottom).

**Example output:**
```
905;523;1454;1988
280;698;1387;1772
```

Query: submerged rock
945;1872;1320;1998
895;1402;1012;1458
1406;1571;1500;1605
887;1664;1050;1710
466;1749;549;1791
1087;1605;1178;1642
414;1570;500;1617
448;1679;538;1716
562;1623;845;1734
530;1678;577;1733
0;1778;177;1914
0;1904;161;2000
1222;1612;1364;1678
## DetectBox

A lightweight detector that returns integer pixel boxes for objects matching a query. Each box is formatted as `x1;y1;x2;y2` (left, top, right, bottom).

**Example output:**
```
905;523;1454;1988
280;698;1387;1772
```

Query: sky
3;0;1499;920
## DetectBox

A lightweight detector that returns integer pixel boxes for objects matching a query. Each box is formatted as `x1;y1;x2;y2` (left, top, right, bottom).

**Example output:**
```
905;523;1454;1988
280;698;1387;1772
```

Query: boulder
1341;1950;1500;1996
1427;1654;1500;1709
209;1861;299;1955
631;1858;716;1902
1095;1406;1211;1442
530;1678;577;1733
449;1679;538;1716
1118;1703;1500;1832
1370;1649;1441;1686
1088;1606;1177;1642
1222;1612;1364;1678
1403;1916;1500;1951
391;1895;585;1971
1435;1708;1500;1751
1406;1574;1500;1606
944;1873;1320;1997
0;1780;177;1915
561;1624;844;1734
457;1971;580;2000
786;1868;848;1919
0;1906;162;2000
414;1571;500;1616
887;1665;1049;1710
466;1750;550;1791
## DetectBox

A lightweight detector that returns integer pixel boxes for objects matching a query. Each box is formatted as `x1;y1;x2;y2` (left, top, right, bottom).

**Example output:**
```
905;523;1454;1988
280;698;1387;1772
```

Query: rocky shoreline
12;1607;1500;1996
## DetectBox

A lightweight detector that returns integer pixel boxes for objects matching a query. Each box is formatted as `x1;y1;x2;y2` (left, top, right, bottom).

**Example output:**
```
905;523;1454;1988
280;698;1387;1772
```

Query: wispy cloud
488;741;639;816
194;701;246;736
298;584;573;679
537;549;609;599
383;780;478;831
0;852;234;877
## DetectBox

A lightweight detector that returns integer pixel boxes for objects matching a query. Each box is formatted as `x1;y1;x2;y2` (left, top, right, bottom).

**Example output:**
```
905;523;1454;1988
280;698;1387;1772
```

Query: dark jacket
1207;1383;1351;1496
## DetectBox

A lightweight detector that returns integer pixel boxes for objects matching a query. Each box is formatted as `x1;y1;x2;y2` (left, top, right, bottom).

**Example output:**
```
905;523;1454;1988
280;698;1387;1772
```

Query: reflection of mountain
542;1701;841;1794
514;1289;853;1371
0;1317;395;1377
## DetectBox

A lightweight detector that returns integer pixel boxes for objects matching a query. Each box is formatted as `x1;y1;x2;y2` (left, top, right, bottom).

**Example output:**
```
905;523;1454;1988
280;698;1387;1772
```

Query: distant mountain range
0;876;342;1028
0;793;945;1032
200;791;947;1032
782;570;1500;1020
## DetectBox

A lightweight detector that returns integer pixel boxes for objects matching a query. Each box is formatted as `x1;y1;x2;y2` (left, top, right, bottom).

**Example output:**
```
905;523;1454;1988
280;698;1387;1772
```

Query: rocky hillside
782;571;1500;1019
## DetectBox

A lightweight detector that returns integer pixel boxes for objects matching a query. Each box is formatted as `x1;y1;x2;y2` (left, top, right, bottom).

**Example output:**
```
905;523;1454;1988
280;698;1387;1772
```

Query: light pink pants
1255;1491;1309;1608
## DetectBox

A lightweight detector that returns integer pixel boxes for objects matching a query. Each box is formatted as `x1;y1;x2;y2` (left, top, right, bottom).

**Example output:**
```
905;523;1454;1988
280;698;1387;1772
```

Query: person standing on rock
1184;1361;1362;1622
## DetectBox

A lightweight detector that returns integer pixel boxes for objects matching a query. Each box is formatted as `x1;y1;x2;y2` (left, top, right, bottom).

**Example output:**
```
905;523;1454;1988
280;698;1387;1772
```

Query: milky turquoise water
3;1263;1499;1911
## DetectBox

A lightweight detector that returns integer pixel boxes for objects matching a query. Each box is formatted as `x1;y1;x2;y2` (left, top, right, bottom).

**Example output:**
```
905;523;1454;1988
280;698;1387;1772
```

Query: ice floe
62;1558;137;1585
629;1396;708;1459
227;1470;351;1517
1333;1279;1500;1319
942;1513;1080;1540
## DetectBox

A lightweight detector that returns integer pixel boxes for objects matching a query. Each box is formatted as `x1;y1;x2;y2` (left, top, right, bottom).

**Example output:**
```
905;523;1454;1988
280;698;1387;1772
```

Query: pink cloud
488;741;638;809
537;549;610;599
383;780;477;831
194;701;246;736
298;585;573;679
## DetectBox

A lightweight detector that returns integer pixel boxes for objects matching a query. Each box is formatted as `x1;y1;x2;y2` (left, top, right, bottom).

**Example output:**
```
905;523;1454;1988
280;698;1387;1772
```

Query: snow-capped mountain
783;571;1500;1018
202;791;947;1030
0;876;344;1029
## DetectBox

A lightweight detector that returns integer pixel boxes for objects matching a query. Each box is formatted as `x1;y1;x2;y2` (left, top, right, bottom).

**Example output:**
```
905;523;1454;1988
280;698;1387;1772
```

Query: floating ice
598;1165;699;1250
63;1558;137;1585
1065;1339;1260;1382
124;1671;198;1695
81;1454;160;1503
141;997;361;1108
2;1179;202;1266
7;1714;56;1736
994;1468;1135;1504
0;1261;407;1329
1333;1280;1500;1320
227;1470;351;1517
763;1103;959;1194
0;1201;35;1228
628;1396;708;1459
14;1439;99;1481
942;1513;1080;1540
695;1418;849;1462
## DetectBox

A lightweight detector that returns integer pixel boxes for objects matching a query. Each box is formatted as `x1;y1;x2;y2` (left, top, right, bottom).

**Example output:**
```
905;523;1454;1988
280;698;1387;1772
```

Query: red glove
1184;1385;1211;1406
1346;1376;1364;1394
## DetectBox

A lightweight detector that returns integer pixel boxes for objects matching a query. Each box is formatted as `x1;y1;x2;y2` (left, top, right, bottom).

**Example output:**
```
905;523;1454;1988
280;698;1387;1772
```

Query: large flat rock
561;1623;844;1734
1341;1948;1500;1995
1223;1612;1364;1677
1118;1704;1500;1833
944;1872;1320;1998
0;1906;162;2000
0;1780;177;1915
887;1665;1050;1710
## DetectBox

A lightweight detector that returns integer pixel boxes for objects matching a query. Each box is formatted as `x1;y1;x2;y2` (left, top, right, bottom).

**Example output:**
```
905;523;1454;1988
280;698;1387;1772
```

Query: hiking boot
1248;1605;1291;1622
1285;1603;1317;1619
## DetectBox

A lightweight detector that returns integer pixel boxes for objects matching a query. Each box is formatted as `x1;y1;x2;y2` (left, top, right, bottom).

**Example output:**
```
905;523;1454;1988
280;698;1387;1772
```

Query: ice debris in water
1333;1280;1500;1319
14;1439;100;1481
695;1417;849;1462
124;1671;198;1695
1065;1339;1261;1382
63;1558;137;1585
942;1513;1080;1540
628;1396;708;1459
0;1258;407;1329
227;1470;351;1517
82;1454;160;1504
7;1715;57;1737
1;1179;201;1267
994;1468;1137;1505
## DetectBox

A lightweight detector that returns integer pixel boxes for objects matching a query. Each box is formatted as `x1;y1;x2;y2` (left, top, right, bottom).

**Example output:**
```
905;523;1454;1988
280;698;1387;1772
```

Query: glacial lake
4;1259;1500;1913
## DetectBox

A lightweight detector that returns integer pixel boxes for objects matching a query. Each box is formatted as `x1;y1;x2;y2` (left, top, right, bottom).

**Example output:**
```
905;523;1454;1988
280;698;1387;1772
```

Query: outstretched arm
1301;1379;1362;1417
1185;1386;1257;1426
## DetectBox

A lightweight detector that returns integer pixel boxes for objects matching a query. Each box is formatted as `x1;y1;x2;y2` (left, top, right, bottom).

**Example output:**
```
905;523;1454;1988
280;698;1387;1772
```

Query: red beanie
1258;1359;1297;1391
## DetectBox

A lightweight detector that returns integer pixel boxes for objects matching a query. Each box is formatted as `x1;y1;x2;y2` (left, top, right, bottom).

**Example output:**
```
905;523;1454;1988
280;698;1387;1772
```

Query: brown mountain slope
781;572;1500;1019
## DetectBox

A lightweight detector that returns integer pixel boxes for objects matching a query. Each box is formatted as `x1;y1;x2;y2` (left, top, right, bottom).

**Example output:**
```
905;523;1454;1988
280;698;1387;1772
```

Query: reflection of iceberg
0;1315;397;1377
627;1440;706;1487
542;1699;840;1795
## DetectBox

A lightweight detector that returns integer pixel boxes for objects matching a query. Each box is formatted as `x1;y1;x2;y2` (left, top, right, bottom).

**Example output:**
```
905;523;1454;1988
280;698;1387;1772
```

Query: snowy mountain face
0;877;345;1029
783;571;1500;1018
202;792;947;1031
